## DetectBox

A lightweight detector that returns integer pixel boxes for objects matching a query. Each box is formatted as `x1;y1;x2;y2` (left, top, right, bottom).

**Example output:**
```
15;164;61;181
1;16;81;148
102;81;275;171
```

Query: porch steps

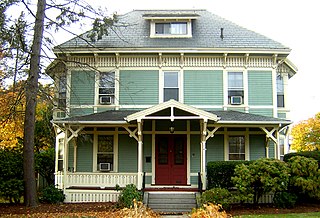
145;192;197;213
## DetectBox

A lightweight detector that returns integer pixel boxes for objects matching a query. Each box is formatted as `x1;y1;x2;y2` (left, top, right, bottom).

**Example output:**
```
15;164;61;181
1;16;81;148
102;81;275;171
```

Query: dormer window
155;22;187;35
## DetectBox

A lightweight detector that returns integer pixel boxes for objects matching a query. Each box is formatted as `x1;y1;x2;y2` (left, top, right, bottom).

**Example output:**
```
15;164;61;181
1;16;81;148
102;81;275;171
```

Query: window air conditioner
231;96;243;105
99;163;111;171
99;96;112;105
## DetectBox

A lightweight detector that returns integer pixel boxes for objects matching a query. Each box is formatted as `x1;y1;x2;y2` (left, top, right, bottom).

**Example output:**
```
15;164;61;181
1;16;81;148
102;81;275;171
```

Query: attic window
150;20;192;38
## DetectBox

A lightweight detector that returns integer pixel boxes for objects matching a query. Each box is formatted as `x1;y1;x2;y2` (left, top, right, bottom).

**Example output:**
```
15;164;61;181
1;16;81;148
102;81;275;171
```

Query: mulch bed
0;202;319;217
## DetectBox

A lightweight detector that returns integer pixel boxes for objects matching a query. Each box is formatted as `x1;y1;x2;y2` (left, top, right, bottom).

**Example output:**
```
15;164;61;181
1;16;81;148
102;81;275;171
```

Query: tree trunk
23;0;46;207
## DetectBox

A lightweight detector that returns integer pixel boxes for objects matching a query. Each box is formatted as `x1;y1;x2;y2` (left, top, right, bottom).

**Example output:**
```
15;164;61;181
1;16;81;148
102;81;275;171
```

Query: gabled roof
125;99;219;122
54;9;290;53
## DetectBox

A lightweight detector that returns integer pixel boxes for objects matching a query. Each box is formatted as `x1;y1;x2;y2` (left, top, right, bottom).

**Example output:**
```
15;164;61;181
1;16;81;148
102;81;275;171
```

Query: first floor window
228;72;244;105
99;72;115;105
279;137;285;161
97;135;114;171
164;71;179;101
229;136;245;160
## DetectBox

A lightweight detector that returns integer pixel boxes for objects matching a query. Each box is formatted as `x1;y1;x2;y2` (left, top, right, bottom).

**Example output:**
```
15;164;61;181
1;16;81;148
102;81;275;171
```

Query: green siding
184;70;223;105
250;135;266;160
190;135;200;173
206;135;224;162
249;108;273;117
268;141;275;158
143;135;152;173
190;176;198;185
70;71;95;106
70;108;94;117
119;70;159;105
248;71;273;106
68;141;75;169
226;107;245;112
278;112;287;119
118;134;137;172
76;135;93;172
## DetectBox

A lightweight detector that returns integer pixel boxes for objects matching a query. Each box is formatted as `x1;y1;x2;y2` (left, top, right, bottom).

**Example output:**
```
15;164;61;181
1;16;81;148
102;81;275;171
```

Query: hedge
283;151;320;166
207;161;253;189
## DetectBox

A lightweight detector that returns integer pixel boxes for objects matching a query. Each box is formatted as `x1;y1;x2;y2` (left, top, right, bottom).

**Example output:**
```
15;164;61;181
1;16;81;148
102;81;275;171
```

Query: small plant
273;191;297;208
117;184;142;208
116;199;160;217
191;203;228;218
39;185;65;203
198;188;232;210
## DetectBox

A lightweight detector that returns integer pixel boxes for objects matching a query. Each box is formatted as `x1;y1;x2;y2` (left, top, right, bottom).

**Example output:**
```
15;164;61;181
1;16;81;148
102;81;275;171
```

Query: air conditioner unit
231;96;243;105
99;96;112;105
99;163;111;171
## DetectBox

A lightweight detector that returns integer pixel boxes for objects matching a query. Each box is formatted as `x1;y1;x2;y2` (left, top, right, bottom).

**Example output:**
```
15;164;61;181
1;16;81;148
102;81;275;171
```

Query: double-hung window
228;72;244;105
229;136;245;160
99;72;115;105
97;135;114;171
277;74;285;108
57;138;64;171
155;22;187;35
163;71;179;101
58;75;66;109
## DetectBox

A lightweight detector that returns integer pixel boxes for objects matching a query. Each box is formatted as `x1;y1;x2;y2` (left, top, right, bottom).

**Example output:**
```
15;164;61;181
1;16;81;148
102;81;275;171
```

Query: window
97;135;114;171
155;22;187;35
99;72;115;105
228;72;244;105
57;138;64;171
277;74;284;107
164;72;179;101
58;75;66;109
229;136;245;160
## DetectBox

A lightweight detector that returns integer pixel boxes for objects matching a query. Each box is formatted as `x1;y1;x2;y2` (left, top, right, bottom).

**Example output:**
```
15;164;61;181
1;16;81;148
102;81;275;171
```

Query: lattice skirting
64;189;120;203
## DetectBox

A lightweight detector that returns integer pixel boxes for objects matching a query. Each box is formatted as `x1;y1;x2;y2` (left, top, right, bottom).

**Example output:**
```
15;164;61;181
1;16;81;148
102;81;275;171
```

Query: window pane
171;22;187;34
228;72;243;88
174;138;184;165
164;72;178;87
100;72;115;88
164;88;179;101
277;95;284;107
229;136;245;160
277;75;284;93
229;154;245;160
97;154;113;170
98;135;113;152
158;138;168;165
99;88;115;95
59;75;67;93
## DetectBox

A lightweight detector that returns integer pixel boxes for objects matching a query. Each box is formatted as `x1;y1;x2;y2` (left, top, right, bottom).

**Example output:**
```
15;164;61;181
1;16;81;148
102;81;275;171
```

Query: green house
50;9;297;203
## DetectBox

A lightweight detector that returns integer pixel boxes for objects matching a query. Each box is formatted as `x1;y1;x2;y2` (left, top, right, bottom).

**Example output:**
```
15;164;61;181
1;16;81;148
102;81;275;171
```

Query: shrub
117;184;142;208
284;151;320;167
273;191;297;208
287;156;320;200
232;158;290;204
39;185;65;203
191;203;228;218
116;199;160;217
198;188;232;210
207;161;252;189
0;149;24;203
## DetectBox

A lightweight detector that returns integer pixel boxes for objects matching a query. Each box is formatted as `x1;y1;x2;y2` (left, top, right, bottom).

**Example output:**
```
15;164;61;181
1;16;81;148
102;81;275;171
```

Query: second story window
58;75;66;109
164;71;179;101
277;74;285;108
155;22;187;35
99;72;115;105
228;72;244;105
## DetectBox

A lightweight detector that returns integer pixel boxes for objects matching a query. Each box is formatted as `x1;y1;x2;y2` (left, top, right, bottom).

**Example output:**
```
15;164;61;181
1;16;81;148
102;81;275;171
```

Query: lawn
235;212;320;218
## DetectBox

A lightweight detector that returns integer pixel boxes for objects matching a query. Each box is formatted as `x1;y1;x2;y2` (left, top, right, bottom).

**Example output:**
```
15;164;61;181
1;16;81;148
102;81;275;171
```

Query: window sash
99;72;115;104
155;22;187;35
163;72;179;101
97;135;114;171
229;136;245;160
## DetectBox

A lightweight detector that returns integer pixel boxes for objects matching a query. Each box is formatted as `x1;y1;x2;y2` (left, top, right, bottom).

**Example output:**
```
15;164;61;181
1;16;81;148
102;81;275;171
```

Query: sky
54;0;320;124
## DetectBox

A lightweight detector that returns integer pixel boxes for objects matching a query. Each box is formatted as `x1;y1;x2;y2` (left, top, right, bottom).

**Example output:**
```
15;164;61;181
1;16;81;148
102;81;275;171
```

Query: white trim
152;120;156;184
149;20;192;38
272;68;278;117
187;120;190;185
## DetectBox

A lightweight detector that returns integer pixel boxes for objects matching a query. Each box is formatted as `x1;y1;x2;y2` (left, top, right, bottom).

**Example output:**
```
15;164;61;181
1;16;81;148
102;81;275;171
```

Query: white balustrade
54;172;64;189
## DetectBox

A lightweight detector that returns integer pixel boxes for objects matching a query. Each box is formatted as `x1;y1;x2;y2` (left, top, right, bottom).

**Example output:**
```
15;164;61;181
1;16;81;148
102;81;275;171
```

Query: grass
235;212;320;218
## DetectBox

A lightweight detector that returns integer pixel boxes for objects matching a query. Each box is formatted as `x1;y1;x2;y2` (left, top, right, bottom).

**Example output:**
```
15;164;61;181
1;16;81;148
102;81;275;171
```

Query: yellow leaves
291;112;320;152
191;203;229;218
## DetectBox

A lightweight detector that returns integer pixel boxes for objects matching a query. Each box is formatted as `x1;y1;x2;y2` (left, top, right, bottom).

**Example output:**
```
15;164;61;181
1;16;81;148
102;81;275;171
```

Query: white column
63;126;69;192
137;120;143;190
73;140;77;172
200;119;207;190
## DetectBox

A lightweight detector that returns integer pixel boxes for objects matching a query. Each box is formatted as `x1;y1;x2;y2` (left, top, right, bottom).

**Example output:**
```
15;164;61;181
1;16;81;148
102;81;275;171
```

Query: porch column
137;120;143;190
63;125;69;193
200;119;208;190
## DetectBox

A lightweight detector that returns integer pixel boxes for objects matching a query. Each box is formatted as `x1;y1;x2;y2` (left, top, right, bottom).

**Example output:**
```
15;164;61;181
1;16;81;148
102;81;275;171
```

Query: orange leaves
291;112;320;152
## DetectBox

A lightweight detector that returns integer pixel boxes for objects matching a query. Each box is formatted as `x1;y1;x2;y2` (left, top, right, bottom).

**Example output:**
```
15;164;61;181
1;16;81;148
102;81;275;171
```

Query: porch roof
53;108;291;126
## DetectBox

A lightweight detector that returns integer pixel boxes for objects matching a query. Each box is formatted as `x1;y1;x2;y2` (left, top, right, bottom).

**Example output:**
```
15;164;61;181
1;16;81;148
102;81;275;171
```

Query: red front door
155;135;187;185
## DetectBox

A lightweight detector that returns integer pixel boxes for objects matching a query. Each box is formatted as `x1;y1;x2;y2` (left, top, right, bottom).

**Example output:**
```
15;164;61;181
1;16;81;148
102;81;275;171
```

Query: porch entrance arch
155;135;187;185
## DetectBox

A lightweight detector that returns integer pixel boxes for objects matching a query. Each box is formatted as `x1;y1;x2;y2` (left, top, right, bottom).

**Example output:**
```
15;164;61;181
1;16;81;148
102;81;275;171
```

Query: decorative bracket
66;126;84;143
206;127;220;140
124;126;139;141
260;127;278;144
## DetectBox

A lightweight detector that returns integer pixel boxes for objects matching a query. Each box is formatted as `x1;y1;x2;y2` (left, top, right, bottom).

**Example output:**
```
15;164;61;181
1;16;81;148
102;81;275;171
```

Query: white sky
55;0;320;123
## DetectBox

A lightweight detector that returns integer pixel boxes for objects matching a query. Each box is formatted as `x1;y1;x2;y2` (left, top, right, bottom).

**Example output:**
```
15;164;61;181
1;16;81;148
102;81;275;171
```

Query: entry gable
125;99;219;122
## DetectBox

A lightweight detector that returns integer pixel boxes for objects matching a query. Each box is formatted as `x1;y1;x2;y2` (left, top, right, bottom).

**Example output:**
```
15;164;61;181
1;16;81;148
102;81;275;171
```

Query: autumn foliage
291;113;320;151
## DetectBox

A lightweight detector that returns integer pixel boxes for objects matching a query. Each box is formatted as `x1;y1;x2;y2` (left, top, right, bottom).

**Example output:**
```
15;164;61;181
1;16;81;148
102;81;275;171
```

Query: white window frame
159;70;183;103
276;74;285;108
227;71;244;105
224;128;249;161
150;20;192;38
96;70;119;106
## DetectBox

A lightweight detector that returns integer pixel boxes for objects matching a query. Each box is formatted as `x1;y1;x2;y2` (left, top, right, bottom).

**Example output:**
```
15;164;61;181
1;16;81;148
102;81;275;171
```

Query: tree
291;112;320;152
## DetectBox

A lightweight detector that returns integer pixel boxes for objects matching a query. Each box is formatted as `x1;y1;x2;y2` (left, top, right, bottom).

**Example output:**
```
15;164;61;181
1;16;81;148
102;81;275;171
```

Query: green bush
273;191;297;208
117;184;142;208
232;158;290;205
0;149;24;203
287;156;320;200
39;185;65;203
207;161;252;189
284;151;320;167
198;188;232;210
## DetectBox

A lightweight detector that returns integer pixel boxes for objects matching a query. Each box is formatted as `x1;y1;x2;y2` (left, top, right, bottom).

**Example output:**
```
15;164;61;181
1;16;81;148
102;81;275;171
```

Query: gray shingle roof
53;109;290;125
55;9;289;51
